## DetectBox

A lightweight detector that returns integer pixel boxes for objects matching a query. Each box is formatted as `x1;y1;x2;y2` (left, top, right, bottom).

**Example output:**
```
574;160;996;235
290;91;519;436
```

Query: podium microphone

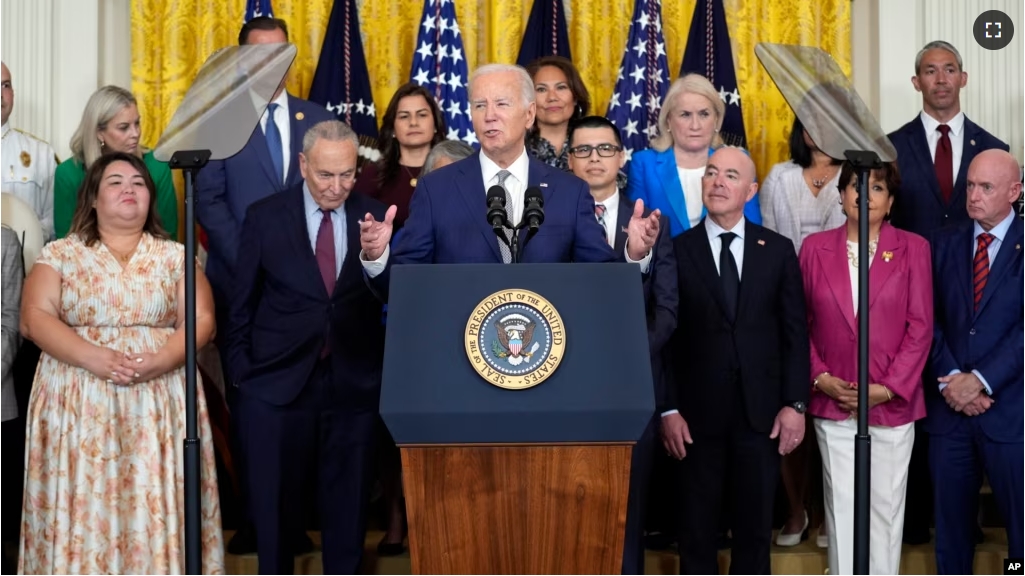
486;185;510;234
523;186;545;233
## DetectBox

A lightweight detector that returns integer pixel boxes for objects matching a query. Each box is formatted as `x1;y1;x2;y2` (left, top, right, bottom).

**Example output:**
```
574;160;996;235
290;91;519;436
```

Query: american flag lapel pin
540;182;548;188
757;239;765;246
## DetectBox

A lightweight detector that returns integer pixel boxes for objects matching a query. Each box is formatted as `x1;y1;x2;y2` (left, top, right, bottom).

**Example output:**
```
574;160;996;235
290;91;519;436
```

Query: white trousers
815;417;915;575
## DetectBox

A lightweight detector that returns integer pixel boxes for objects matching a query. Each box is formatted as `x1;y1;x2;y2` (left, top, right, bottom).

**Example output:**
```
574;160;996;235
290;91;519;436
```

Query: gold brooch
882;250;893;262
295;112;304;120
19;151;30;167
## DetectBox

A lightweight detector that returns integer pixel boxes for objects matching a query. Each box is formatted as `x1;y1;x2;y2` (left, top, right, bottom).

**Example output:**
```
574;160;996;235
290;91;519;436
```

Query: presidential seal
465;289;566;390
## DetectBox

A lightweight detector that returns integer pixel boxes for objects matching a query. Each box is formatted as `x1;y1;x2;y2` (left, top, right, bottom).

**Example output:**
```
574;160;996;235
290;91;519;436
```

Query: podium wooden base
400;444;632;574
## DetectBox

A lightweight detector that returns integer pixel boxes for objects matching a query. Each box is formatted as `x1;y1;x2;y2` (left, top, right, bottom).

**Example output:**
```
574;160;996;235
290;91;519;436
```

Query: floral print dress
18;234;224;575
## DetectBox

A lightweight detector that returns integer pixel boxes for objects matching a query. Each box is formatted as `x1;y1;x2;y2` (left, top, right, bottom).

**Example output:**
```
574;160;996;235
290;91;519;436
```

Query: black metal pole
183;166;202;575
844;148;881;575
169;150;211;575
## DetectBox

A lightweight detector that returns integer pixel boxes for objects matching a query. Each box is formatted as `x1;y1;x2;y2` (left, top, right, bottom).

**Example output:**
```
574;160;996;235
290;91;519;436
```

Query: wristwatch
789;401;807;414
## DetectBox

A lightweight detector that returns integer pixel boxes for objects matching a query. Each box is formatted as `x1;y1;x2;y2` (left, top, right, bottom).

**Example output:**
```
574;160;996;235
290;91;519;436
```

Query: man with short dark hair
568;115;677;574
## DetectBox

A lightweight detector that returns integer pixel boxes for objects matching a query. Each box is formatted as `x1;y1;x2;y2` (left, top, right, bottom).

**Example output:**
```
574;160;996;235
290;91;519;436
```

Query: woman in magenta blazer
798;160;932;575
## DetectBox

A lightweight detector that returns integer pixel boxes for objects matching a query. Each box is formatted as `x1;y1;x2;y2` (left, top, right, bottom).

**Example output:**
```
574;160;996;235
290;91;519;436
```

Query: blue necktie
265;103;284;185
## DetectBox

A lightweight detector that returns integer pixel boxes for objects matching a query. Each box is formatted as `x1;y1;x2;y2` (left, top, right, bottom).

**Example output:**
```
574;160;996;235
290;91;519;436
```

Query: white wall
2;0;1022;163
856;0;1023;162
1;0;130;161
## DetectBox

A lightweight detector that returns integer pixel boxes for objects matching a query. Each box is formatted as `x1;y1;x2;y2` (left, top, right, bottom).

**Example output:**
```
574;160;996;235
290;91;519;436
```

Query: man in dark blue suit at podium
567;115;678;575
886;40;1008;545
358;63;663;275
928;150;1023;573
226;121;389;574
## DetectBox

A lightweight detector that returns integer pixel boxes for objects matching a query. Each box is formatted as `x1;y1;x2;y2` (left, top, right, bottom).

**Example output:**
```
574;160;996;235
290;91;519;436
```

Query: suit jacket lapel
614;195;631;253
819;227;857;334
867;223;902;310
952;118;982;207
953;223;975;314
977;217;1023;316
735;223;765;321
457;153;503;261
337;198;364;295
687;221;728;318
907;117;946;207
656;149;690;233
285;188;330;298
285;95;304;186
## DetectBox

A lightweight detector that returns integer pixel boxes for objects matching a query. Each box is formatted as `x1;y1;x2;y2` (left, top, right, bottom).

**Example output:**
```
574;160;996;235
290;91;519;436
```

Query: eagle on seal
494;313;538;366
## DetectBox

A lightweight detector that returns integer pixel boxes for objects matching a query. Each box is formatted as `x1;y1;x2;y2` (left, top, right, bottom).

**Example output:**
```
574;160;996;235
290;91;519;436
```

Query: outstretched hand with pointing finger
359;205;398;261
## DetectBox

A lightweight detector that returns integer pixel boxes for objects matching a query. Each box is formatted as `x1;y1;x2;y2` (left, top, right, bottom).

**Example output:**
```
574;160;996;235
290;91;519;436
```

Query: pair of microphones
486;185;545;263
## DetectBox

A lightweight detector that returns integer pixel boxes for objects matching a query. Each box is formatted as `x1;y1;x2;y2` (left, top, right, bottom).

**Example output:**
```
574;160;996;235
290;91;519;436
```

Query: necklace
104;241;139;264
846;238;879;268
807;165;839;189
401;164;419;188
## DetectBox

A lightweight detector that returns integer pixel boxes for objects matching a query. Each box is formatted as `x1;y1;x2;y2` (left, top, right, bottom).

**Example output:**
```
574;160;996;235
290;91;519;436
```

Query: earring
99;140;105;148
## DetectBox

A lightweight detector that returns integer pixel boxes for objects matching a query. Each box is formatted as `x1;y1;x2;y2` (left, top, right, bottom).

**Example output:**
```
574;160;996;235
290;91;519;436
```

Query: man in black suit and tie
567;115;678;575
661;147;809;575
886;40;1009;544
226;120;389;574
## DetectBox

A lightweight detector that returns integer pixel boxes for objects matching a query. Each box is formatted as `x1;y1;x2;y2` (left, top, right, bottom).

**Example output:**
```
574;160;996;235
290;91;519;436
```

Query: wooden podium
381;264;653;575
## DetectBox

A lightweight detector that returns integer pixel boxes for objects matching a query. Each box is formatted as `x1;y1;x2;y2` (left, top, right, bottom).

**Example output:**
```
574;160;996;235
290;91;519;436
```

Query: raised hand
626;199;660;261
359;205;398;261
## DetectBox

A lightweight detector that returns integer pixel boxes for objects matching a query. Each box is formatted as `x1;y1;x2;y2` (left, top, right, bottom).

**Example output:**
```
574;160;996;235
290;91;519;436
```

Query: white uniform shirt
2;123;56;240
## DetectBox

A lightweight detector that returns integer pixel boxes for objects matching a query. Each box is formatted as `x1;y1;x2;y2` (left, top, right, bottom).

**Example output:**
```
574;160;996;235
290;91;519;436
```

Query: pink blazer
798;223;933;426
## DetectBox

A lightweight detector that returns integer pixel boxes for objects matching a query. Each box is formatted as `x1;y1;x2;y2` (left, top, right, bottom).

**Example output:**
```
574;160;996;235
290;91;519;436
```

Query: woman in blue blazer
627;74;760;237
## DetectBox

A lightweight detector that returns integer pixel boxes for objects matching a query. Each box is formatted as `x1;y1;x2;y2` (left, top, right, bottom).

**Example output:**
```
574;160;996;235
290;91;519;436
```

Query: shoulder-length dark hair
525;56;591;146
789;116;842;168
838;160;901;220
68;152;170;246
376;83;446;187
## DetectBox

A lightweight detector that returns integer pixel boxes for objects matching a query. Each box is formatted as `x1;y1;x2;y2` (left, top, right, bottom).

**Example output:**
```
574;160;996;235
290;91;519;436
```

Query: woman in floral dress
18;152;223;574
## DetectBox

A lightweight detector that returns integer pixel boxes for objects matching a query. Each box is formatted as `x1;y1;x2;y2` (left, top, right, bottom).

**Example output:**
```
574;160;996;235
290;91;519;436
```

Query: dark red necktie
315;209;336;357
973;233;994;312
315;209;336;295
935;124;953;204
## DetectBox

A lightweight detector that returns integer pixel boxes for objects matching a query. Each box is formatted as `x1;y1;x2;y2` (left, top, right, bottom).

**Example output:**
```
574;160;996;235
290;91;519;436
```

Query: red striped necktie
973;232;995;312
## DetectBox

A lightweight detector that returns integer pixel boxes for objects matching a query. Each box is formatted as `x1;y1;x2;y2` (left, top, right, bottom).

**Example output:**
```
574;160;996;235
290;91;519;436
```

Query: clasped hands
937;371;993;416
814;374;891;412
89;347;164;386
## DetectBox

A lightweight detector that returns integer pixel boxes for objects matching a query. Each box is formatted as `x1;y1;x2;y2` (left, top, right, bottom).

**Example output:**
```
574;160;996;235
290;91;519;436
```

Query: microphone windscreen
524;186;544;207
486;185;506;207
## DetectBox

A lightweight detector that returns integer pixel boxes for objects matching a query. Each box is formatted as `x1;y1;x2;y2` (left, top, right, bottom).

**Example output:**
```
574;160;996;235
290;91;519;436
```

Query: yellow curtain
132;0;850;190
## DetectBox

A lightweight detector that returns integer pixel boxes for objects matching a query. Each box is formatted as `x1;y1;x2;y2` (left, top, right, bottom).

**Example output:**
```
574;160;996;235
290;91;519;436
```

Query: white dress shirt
260;90;291;182
704;216;747;280
678;166;706;230
303;183;346;276
594;191;621;245
479;148;530;226
920;110;965;184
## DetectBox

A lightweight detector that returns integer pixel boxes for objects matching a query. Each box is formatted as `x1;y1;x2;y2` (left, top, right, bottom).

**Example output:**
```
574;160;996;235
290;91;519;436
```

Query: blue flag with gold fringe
309;0;380;162
679;0;747;147
516;0;572;66
244;0;273;21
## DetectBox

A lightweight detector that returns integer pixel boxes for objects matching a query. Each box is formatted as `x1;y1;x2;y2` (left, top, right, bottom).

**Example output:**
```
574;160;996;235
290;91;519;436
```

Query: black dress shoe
376;536;405;556
227;524;257;555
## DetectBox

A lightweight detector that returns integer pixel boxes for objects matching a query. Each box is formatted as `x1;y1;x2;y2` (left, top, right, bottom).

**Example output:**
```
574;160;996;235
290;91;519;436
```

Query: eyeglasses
568;143;623;158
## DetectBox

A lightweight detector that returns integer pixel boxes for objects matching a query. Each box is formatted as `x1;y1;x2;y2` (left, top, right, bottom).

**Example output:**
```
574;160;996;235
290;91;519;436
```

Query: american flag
606;0;670;163
244;0;273;21
309;0;380;163
409;0;476;146
680;0;747;147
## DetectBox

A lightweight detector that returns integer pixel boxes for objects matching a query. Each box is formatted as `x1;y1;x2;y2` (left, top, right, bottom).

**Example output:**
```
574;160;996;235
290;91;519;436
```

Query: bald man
928;149;1023;573
661;147;810;574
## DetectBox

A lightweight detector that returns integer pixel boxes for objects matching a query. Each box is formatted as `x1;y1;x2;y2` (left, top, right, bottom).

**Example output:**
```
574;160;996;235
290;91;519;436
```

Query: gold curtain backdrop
131;0;850;187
